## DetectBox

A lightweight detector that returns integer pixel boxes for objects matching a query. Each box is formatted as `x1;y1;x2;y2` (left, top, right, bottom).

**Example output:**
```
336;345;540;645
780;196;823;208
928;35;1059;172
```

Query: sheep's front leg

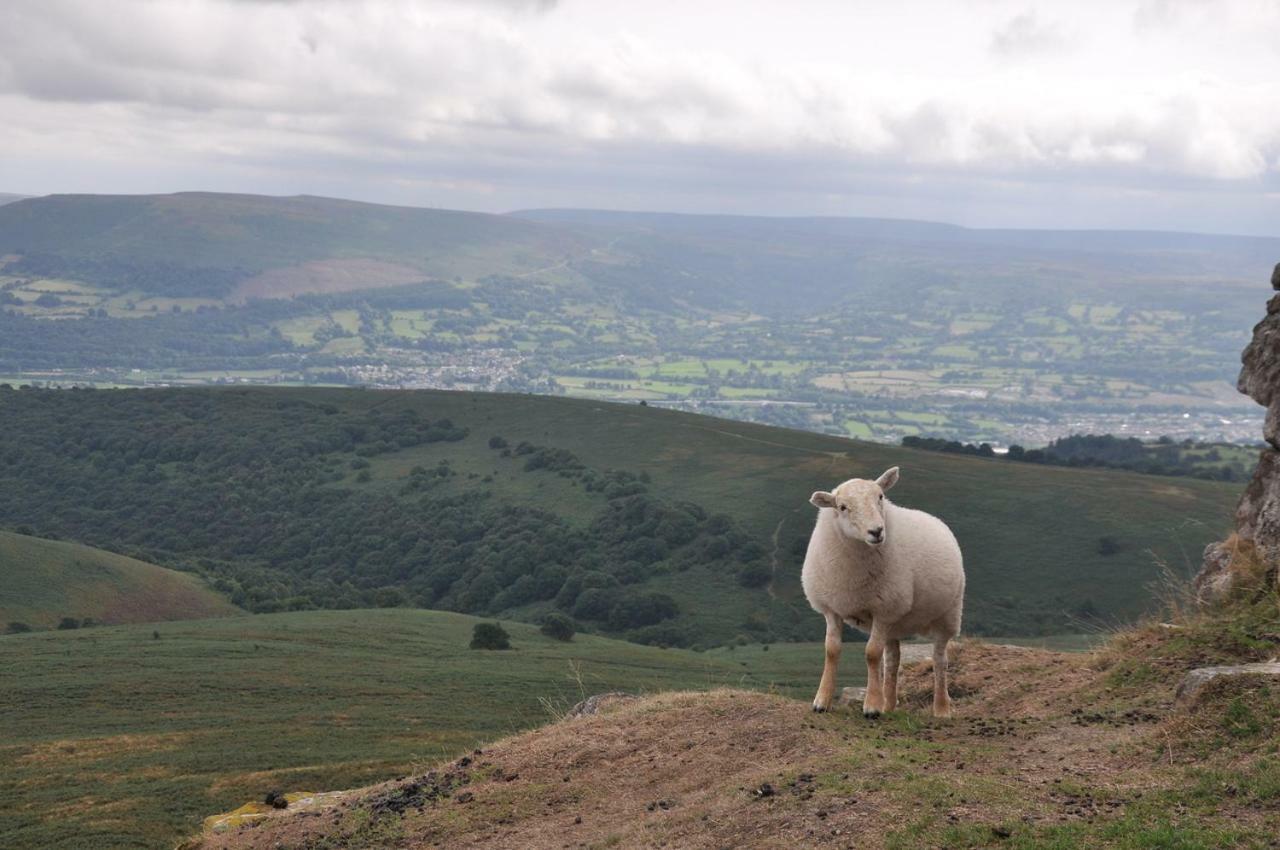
882;638;901;712
811;612;842;712
863;621;890;718
932;636;953;718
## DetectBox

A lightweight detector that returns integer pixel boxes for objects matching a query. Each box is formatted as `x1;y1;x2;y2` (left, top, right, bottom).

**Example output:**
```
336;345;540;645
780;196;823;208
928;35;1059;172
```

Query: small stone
837;686;867;706
1175;662;1280;705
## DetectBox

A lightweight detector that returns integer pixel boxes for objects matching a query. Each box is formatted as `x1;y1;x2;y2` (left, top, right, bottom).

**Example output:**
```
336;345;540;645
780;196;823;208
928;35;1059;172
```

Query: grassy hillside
0;193;588;299
0;609;833;850
0;386;1237;642
517;207;1280;312
180;558;1280;850
192;629;1280;850
0;530;238;629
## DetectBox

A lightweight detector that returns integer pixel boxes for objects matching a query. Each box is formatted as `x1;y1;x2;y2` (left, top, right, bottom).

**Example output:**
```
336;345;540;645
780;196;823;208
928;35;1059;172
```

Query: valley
0;193;1271;447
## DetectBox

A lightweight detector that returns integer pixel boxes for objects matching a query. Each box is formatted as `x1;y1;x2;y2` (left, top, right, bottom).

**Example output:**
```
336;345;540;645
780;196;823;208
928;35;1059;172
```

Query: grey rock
1238;296;1280;405
1266;403;1280;451
567;692;634;718
1175;662;1280;705
1233;449;1280;565
1194;541;1237;604
1194;264;1280;598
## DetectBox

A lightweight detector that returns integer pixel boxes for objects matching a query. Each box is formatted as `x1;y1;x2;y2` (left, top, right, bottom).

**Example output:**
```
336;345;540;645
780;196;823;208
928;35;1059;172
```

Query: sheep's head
809;467;899;546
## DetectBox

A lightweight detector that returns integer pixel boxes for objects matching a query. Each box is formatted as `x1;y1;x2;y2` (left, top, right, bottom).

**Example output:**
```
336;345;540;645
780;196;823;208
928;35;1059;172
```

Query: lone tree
470;622;511;650
540;612;576;642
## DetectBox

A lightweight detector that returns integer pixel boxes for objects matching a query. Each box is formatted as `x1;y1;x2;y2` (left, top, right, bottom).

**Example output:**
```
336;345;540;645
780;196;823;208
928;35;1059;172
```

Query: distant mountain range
0;192;584;301
0;192;1275;306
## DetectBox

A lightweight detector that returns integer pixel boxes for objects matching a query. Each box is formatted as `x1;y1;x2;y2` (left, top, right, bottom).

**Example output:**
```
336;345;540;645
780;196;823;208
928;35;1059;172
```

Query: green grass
0;387;1241;642
0;531;238;629
325;388;1234;635
0;609;849;850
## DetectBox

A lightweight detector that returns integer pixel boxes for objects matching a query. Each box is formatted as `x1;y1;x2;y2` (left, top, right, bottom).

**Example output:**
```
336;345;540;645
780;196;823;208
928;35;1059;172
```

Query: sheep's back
886;504;965;625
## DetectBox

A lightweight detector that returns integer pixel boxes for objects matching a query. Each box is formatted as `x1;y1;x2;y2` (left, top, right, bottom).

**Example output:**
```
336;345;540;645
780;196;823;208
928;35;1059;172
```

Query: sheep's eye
879;495;884;501
838;505;847;512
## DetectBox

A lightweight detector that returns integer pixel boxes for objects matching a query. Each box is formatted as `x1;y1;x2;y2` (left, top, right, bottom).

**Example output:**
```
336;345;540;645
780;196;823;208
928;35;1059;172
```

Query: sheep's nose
868;527;884;541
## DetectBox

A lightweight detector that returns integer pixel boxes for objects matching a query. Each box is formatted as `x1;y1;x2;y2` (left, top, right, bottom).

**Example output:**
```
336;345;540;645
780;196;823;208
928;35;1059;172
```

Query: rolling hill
0;192;589;299
0;609;836;850
0;530;238;629
0;386;1238;642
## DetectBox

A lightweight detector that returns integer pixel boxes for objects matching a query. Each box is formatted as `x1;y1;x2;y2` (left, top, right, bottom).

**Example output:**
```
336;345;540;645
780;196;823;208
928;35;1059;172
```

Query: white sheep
801;466;965;718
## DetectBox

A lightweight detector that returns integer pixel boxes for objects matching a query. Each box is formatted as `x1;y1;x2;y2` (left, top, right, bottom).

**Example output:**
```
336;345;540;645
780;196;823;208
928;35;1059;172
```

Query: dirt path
766;518;787;600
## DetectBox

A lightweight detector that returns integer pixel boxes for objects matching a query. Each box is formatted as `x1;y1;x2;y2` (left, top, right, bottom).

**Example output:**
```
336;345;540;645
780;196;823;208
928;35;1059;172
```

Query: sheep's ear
810;491;836;509
875;467;900;491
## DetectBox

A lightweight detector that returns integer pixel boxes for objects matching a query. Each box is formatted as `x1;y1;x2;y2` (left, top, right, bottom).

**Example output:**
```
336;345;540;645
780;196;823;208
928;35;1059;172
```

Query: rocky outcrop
1195;262;1280;602
1174;662;1280;705
567;691;635;717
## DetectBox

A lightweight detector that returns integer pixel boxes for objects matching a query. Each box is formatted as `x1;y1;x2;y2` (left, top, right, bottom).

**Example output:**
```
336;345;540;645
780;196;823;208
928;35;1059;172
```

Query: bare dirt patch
17;732;191;767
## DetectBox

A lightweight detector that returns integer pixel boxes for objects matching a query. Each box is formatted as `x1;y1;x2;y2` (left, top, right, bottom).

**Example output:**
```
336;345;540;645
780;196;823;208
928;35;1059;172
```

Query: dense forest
0;386;766;646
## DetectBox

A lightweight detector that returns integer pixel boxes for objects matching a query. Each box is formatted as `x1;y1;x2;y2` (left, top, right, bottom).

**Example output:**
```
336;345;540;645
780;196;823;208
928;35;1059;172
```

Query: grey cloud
990;12;1070;57
0;0;1277;235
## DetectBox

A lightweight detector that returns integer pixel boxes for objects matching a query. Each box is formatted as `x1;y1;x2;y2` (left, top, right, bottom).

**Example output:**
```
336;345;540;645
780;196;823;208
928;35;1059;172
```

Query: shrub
6;622;32;634
488;436;508;449
540;613;576;642
57;617;80;630
470;622;511;650
737;561;772;588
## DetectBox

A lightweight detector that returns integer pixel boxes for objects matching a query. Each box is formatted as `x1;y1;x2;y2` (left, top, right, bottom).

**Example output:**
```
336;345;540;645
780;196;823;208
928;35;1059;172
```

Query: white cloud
0;0;1277;232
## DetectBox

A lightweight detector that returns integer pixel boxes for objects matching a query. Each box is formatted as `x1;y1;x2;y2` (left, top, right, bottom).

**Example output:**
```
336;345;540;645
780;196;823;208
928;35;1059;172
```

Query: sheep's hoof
862;709;881;720
811;702;827;713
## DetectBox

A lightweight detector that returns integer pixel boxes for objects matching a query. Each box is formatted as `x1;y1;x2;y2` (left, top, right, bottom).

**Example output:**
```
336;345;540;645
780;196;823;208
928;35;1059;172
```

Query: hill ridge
0;529;239;628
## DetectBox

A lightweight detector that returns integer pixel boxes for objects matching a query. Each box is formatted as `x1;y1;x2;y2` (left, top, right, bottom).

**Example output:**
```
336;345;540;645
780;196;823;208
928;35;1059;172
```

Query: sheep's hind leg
811;612;843;712
932;635;953;718
863;621;890;718
882;638;901;712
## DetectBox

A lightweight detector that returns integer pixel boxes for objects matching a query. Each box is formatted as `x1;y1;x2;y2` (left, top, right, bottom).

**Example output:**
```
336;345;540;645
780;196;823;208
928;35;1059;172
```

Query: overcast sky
2;0;1279;233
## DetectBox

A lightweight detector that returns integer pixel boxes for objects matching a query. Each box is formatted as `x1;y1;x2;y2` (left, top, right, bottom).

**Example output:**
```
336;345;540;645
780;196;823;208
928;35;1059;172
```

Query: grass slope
319;387;1237;635
191;602;1280;850
0;609;834;850
0;530;238;629
0;193;589;298
0;386;1237;641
